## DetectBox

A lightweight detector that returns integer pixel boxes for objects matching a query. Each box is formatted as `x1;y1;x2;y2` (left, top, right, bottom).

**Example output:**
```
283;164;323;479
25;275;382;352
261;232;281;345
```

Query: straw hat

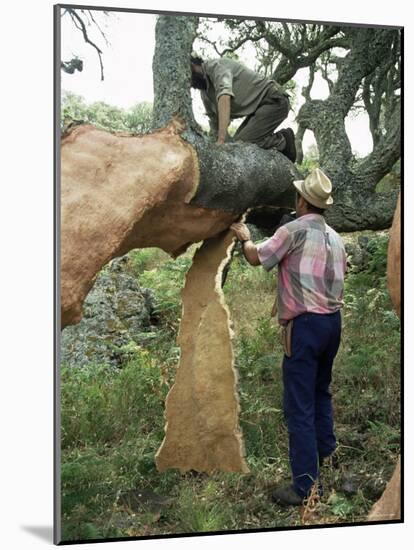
293;168;333;209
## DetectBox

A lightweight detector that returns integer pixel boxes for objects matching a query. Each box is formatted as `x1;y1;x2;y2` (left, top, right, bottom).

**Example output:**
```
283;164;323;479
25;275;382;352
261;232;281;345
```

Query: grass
59;232;400;541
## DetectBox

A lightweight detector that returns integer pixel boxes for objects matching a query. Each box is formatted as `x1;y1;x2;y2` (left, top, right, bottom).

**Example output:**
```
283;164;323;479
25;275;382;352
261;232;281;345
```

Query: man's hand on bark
231;222;251;242
230;223;260;266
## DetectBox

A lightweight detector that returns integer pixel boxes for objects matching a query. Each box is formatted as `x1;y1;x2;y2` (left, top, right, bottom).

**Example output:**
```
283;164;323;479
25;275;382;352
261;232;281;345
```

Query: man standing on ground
231;168;346;506
191;55;296;162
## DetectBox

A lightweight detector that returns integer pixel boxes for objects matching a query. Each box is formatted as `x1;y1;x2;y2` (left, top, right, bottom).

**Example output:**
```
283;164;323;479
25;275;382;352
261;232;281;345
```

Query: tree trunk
297;28;400;231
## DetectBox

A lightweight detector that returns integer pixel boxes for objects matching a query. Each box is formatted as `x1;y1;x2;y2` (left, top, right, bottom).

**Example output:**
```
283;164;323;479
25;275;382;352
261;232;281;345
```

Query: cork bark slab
155;231;249;474
387;194;401;317
368;195;401;522
367;457;401;521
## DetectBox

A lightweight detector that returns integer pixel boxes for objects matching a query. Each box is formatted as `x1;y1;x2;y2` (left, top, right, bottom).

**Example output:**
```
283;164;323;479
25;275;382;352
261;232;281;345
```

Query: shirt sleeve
201;96;219;139
210;62;235;101
256;226;294;271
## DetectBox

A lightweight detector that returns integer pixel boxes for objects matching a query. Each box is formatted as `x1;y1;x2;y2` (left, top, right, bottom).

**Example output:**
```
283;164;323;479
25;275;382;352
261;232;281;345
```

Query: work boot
280;128;297;163
270;484;304;506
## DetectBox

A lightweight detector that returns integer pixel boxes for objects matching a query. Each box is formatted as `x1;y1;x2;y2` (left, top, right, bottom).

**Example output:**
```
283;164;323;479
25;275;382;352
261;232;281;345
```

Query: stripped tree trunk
368;194;401;521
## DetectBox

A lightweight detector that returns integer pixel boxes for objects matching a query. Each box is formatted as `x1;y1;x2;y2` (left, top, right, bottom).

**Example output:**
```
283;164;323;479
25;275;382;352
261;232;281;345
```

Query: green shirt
200;58;286;125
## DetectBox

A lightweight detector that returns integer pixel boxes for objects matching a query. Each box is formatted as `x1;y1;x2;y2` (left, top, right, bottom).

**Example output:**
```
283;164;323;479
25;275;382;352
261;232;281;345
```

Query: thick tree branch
295;64;316;164
356;102;401;188
329;28;396;116
272;36;349;84
152;15;200;132
326;186;398;231
318;55;335;94
295;124;307;165
362;74;382;146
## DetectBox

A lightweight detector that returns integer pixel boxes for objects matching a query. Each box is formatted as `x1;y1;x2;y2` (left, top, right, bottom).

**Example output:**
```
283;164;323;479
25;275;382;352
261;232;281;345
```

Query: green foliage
172;482;231;533
61;348;167;449
128;248;170;276
138;250;194;325
328;493;355;518
61;91;153;134
296;143;320;175
376;160;401;194
332;232;400;484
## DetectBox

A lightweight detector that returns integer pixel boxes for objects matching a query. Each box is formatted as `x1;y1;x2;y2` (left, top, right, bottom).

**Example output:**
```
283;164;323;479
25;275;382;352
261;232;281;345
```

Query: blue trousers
282;311;341;497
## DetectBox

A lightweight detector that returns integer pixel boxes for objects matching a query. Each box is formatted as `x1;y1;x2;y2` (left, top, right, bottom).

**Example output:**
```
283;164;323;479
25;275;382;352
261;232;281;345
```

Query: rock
341;472;359;496
61;255;157;369
345;232;387;272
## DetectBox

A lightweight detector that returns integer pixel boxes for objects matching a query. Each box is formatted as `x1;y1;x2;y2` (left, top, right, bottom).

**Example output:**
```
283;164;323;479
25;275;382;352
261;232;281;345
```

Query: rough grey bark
187;136;298;213
295;64;316;165
152;16;200;132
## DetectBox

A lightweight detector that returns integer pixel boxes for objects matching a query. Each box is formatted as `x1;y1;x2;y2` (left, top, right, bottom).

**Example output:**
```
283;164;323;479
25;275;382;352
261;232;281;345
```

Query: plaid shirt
257;214;346;325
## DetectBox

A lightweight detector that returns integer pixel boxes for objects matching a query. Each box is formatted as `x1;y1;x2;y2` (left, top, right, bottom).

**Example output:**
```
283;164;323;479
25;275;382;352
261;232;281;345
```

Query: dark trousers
233;85;290;150
282;311;341;497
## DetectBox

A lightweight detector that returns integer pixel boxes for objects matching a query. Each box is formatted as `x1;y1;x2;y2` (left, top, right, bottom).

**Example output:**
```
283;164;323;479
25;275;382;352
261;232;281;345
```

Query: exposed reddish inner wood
155;231;250;474
61;123;236;328
368;194;401;522
387;194;401;317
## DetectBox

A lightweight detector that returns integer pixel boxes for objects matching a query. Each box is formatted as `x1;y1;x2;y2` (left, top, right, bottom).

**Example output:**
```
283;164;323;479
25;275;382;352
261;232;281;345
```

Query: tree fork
297;27;400;230
151;15;300;220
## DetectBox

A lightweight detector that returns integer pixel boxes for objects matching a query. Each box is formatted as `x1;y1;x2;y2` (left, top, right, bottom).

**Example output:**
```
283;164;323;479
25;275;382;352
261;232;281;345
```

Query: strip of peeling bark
155;231;250;474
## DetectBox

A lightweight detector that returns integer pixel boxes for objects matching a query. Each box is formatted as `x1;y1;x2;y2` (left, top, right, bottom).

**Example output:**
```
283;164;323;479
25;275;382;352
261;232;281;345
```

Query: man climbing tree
191;55;296;161
231;168;346;506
